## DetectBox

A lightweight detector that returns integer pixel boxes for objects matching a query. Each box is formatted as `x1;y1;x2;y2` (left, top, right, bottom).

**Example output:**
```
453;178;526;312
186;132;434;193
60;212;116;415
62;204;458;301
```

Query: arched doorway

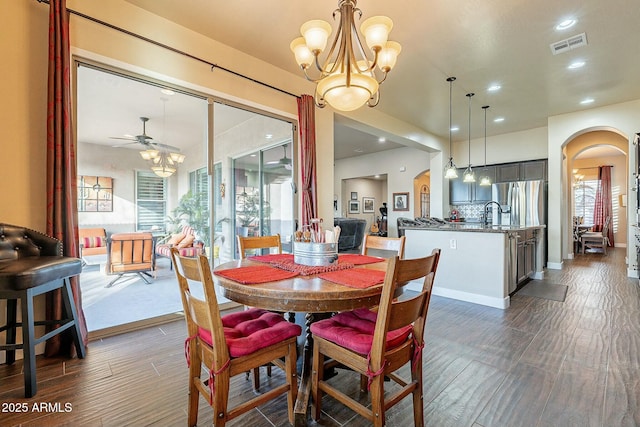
564;130;628;258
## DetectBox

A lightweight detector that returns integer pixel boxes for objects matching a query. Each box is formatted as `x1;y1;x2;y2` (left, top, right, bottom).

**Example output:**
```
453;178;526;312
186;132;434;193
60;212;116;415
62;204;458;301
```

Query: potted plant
169;190;211;247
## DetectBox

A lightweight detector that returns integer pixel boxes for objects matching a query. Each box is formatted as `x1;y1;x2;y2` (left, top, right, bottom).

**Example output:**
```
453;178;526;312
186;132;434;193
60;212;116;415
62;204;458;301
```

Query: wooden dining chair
310;249;441;427
361;234;406;259
581;216;611;254
169;248;301;427
237;234;282;259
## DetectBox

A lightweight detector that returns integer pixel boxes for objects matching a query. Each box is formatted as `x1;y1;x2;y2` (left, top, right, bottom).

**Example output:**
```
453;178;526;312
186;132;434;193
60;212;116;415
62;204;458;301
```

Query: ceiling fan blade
109;136;137;141
150;142;180;151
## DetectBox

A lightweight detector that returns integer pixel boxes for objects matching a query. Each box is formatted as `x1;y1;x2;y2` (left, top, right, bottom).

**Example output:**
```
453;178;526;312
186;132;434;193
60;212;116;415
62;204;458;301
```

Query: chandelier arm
367;90;380;108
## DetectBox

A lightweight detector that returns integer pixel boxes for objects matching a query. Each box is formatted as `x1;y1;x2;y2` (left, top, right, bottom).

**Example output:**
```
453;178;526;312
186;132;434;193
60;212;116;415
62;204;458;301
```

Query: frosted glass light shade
140;149;159;160
169;152;186;163
463;167;476;183
290;37;314;68
152;165;176;178
444;162;458;179
301;20;332;53
479;174;492;186
360;16;392;50
377;41;402;71
316;73;379;111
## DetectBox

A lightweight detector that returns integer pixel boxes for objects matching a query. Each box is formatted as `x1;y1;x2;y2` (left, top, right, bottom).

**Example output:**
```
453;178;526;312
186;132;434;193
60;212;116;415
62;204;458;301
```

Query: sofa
155;226;203;267
333;218;366;253
79;227;107;264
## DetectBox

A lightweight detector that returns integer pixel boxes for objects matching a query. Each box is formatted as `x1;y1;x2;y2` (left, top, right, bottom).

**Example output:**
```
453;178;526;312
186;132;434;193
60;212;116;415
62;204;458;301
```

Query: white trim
431;286;510;310
627;268;638;278
547;261;563;270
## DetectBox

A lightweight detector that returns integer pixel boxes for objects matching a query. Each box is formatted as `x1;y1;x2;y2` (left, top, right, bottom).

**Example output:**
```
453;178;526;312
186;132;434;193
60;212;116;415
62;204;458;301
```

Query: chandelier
140;149;185;178
290;0;402;111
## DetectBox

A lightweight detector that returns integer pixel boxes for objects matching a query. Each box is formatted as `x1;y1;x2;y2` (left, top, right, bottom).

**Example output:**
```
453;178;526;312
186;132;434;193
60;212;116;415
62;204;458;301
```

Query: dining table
212;253;390;427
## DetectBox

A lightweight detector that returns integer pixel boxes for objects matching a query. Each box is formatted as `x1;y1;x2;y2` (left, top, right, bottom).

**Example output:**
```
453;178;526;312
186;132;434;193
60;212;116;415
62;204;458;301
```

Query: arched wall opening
562;129;628;258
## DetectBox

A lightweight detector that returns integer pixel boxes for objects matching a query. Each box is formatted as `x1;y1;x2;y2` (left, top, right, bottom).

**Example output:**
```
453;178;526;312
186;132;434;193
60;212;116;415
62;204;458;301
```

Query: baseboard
547;261;563;270
431;286;510;310
627;268;639;279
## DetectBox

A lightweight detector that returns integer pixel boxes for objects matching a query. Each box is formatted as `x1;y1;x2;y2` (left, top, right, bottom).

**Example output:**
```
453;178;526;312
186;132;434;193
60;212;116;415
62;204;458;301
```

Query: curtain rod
36;0;299;99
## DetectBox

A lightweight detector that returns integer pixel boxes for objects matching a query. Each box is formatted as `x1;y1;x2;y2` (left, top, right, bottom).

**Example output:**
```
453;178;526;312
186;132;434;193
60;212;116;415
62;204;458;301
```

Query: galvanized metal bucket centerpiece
293;241;338;266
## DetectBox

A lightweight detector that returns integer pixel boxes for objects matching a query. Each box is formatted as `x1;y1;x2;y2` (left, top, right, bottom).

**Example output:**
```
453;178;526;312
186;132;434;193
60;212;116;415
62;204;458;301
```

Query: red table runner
337;254;385;265
318;268;386;289
214;265;299;284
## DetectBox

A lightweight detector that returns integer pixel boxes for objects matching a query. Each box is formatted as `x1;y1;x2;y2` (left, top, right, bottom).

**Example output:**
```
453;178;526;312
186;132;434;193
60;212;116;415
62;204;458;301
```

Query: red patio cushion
198;308;301;358
310;307;413;355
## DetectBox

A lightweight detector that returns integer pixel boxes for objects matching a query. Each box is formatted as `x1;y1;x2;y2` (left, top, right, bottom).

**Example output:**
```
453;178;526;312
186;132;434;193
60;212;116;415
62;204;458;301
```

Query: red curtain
297;95;318;231
45;0;88;356
593;165;614;246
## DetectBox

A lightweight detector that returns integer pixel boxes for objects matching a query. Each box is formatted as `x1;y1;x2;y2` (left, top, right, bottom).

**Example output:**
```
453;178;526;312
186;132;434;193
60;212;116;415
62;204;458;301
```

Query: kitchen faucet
483;201;503;225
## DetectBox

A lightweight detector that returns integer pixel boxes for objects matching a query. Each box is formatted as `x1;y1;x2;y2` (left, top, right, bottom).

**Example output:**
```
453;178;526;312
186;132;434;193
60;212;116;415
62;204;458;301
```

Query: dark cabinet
449;167;495;204
449;169;472;204
516;229;536;284
474;166;496;203
521;160;547;181
496;164;520;182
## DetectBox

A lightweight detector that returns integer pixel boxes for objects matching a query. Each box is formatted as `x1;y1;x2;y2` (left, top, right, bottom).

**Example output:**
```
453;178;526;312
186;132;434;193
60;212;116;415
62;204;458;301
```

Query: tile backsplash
449;204;485;222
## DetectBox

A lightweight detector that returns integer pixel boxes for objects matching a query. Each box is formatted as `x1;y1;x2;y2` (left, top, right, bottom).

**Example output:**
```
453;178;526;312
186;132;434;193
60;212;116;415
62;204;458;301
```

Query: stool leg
21;289;37;398
5;299;17;365
61;278;86;359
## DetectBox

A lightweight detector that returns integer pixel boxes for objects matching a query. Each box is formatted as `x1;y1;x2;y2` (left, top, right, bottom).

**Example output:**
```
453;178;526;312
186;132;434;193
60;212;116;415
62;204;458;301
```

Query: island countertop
399;223;545;233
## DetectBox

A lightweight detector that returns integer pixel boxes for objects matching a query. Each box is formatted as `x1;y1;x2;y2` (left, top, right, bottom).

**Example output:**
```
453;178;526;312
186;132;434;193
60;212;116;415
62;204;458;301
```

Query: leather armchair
333;218;366;253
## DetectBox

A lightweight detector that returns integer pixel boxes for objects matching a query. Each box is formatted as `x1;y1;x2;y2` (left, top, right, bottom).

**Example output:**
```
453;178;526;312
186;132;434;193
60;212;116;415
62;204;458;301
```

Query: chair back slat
237;234;282;259
387;290;428;332
362;235;406;258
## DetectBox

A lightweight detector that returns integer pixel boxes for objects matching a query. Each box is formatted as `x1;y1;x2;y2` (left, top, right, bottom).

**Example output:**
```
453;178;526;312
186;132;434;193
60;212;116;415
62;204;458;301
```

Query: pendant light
444;77;458;179
479;105;492;186
462;92;476;183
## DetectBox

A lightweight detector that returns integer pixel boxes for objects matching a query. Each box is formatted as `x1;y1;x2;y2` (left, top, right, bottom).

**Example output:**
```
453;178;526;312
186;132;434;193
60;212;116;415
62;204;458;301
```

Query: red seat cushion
198;308;301;358
310;307;413;355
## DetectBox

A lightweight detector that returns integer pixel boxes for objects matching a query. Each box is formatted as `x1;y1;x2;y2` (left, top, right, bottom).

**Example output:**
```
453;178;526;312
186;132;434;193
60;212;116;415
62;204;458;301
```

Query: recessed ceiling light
450;126;459;132
378;137;386;143
265;134;273;139
568;60;585;69
374;174;380;178
250;154;257;157
354;148;364;153
160;88;175;95
493;117;505;123
555;18;577;31
580;98;594;105
487;84;501;92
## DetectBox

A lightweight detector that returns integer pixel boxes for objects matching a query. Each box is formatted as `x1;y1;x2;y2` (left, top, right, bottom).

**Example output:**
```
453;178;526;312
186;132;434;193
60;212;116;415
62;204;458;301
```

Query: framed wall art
362;197;375;213
349;200;360;214
351;191;358;200
393;192;409;211
78;175;113;212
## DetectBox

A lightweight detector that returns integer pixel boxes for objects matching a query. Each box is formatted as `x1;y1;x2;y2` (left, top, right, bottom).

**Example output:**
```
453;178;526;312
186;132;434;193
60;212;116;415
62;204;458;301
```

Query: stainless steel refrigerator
491;180;546;226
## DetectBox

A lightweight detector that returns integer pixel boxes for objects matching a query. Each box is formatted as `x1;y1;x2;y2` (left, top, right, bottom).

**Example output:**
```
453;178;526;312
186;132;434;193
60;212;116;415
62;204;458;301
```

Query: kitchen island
401;223;545;309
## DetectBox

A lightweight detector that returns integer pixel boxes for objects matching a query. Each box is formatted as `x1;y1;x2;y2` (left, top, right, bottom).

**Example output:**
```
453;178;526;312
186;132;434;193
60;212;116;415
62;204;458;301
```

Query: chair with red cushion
310;249;441;427
170;248;301;427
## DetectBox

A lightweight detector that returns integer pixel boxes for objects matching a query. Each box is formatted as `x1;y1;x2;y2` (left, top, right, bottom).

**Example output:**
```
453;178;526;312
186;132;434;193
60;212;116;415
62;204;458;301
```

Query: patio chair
79;227;107;265
170;249;300;426
105;232;156;287
155;225;202;269
310;249;441;427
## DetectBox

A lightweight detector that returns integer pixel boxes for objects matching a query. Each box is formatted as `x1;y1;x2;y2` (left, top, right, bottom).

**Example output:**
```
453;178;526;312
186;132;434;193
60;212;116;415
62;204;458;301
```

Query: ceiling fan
110;116;179;151
266;145;292;170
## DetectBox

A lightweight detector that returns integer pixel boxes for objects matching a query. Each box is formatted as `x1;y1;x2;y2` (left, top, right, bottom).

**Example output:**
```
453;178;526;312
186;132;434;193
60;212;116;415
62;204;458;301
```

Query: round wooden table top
213;258;389;313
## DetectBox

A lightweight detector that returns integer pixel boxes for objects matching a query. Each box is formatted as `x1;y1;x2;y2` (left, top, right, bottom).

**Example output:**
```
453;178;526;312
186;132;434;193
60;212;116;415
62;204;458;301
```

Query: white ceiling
81;1;640;160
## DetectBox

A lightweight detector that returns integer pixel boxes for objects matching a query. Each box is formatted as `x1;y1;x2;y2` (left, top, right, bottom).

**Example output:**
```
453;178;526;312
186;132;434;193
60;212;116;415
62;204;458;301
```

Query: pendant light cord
466;93;474;167
447;77;456;160
483;105;489;168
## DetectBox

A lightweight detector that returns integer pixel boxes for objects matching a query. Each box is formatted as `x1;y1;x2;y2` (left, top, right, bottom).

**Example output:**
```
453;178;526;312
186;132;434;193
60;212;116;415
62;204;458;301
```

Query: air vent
550;32;588;55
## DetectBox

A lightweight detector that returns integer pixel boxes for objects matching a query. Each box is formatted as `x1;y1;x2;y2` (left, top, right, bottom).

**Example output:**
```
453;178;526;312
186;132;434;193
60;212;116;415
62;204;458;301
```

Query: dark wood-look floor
1;248;639;426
